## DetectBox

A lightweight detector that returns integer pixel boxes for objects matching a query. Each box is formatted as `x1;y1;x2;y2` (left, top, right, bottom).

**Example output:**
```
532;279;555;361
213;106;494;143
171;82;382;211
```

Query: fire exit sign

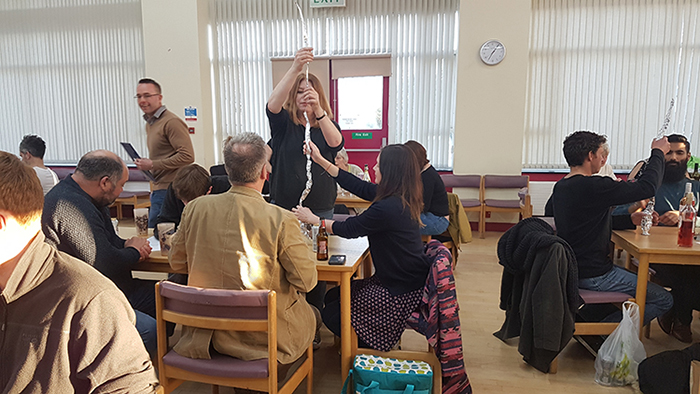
352;132;373;139
310;0;345;8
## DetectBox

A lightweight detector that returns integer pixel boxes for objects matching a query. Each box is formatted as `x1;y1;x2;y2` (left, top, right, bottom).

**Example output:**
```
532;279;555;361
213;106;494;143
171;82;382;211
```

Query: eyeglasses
134;93;160;100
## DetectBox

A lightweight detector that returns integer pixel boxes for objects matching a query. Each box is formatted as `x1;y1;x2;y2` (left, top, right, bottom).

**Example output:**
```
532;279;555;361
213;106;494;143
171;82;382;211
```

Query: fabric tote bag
341;354;433;394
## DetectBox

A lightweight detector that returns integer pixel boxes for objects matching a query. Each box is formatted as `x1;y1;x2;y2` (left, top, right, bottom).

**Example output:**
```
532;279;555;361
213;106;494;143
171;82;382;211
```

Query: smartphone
328;254;346;265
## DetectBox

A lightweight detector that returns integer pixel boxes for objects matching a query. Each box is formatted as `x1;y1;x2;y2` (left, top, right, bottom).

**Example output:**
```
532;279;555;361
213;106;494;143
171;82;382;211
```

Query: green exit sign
352;132;373;139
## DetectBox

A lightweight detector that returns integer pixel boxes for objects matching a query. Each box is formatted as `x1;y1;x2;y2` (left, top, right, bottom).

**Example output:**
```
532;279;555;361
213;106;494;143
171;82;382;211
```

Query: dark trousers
652;264;700;325
321;286;370;348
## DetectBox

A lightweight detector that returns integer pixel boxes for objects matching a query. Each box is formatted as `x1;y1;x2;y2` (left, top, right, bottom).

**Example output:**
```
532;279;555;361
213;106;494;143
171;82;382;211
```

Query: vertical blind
526;0;700;169
0;0;145;164
210;0;460;169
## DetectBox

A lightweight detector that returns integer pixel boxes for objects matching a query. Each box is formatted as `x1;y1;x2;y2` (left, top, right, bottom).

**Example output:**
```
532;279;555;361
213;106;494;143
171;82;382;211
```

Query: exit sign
310;0;345;8
352;132;373;139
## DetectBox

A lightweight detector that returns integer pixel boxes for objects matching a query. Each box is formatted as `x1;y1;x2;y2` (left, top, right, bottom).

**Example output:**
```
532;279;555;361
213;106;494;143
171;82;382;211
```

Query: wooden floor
166;231;696;394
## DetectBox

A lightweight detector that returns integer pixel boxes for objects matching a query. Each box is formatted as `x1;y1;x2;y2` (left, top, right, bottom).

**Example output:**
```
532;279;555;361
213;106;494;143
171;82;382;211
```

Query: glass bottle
692;163;700;182
317;220;329;260
363;164;371;182
678;182;696;247
641;198;655;236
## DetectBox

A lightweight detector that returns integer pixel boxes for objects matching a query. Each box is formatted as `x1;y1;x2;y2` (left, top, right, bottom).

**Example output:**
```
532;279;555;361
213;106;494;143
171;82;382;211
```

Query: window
0;0;145;164
337;76;383;130
525;0;700;170
210;0;459;169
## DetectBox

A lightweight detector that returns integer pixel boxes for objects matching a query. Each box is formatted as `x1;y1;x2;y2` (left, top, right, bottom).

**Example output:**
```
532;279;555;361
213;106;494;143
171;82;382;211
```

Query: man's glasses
134;93;160;99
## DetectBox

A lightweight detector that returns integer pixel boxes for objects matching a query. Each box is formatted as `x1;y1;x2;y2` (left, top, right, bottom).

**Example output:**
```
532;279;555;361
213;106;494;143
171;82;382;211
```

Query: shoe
672;322;693;344
313;331;322;350
658;312;674;336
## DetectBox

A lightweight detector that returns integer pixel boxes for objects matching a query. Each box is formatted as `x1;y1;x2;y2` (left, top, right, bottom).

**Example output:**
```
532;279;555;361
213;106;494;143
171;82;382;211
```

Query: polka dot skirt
350;276;422;352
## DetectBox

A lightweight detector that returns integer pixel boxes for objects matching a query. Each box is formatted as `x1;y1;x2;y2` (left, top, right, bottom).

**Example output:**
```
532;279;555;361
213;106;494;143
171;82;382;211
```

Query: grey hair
223;132;266;185
336;148;349;162
75;153;124;184
601;142;610;156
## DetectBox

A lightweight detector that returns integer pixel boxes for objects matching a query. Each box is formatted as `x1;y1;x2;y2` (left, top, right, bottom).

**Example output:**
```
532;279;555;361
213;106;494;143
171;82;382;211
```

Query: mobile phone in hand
328;254;346;265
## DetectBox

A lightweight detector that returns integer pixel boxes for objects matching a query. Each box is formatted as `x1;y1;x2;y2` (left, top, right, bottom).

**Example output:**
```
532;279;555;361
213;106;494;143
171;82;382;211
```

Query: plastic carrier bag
594;301;647;386
341;354;433;394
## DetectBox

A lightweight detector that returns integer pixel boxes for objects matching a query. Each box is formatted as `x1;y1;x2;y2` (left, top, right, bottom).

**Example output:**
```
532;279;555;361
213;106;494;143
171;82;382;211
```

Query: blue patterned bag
340;354;433;394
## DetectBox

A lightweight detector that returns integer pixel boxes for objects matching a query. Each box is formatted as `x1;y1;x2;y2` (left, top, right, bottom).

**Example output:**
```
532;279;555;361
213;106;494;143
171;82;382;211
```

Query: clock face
480;40;506;65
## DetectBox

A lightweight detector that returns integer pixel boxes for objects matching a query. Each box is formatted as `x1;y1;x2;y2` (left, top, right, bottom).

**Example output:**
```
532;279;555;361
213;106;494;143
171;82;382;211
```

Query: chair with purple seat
439;174;483;236
481;175;532;238
155;281;313;394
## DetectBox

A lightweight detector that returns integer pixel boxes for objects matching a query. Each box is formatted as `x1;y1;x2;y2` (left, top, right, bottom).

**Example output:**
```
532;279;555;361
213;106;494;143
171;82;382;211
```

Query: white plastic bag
594;301;647;386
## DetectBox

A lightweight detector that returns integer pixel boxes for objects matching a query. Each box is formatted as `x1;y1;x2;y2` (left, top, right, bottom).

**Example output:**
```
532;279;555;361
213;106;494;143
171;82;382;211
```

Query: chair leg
479;209;486;239
549;357;558;374
211;385;219;394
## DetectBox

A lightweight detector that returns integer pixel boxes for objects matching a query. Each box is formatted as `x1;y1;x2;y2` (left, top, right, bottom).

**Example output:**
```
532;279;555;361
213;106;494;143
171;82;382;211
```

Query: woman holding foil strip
266;47;344;220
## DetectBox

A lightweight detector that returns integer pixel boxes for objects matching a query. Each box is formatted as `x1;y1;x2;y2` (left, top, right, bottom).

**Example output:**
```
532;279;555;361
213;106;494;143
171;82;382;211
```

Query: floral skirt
350;276;422;351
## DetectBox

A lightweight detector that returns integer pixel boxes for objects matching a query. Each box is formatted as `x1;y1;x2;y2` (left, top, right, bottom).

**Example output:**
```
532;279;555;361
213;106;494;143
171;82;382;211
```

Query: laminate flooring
160;231;695;394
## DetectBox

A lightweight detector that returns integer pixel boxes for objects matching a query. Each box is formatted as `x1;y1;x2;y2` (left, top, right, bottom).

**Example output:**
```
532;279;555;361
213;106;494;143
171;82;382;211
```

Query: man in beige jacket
169;132;318;366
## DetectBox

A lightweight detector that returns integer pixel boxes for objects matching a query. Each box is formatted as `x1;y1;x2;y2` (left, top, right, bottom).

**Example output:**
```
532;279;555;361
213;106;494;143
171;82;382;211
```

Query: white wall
141;0;216;169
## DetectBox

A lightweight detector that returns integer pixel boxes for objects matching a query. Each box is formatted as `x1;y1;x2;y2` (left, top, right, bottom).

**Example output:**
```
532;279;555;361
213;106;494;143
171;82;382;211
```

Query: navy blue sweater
332;170;430;295
42;176;144;297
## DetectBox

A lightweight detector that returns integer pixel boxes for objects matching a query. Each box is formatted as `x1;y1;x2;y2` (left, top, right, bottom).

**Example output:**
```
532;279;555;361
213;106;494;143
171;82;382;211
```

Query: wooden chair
439;174;483;236
481;175;532;238
693;360;700;394
549;290;633;374
111;191;151;219
155;281;313;394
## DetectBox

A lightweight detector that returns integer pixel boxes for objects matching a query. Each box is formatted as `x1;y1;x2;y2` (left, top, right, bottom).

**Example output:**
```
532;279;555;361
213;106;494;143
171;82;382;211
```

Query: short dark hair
0;151;43;225
19;135;47;159
75;152;124;184
223;133;266;185
172;164;211;202
404;140;429;168
563;131;607;167
138;78;162;94
667;134;690;153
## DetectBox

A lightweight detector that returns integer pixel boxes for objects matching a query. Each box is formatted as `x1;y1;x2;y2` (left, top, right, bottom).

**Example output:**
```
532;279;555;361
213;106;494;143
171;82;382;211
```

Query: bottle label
318;241;327;255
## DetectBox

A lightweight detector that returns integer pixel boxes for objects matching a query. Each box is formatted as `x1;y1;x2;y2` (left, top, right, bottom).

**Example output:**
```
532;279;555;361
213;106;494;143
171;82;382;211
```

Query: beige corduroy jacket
169;185;318;364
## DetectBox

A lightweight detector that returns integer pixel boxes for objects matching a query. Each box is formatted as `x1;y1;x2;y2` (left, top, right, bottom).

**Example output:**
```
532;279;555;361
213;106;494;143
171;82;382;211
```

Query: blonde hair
283;73;333;127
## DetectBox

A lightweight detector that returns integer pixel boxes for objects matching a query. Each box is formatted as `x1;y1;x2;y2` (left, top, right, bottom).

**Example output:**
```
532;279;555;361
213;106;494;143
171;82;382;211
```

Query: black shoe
657;312;674;336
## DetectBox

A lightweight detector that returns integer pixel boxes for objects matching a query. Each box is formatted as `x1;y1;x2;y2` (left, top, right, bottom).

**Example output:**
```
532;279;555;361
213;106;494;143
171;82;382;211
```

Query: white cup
157;222;176;256
311;225;319;252
133;208;149;236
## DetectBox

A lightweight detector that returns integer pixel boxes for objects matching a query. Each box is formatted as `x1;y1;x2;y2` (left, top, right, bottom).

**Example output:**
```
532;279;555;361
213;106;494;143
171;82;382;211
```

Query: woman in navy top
294;144;430;351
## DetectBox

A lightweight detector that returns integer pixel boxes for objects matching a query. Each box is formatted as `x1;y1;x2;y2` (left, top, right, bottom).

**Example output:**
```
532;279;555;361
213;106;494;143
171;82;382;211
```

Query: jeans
312;208;335;220
135;310;157;357
126;279;157;318
149;189;167;228
578;265;673;326
420;212;449;235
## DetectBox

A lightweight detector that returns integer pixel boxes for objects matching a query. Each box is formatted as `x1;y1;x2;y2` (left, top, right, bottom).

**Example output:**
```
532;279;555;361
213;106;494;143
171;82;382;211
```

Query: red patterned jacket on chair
408;240;472;394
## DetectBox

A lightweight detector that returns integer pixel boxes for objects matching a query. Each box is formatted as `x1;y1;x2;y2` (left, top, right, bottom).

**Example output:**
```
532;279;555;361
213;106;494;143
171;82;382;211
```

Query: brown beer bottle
317;220;329;260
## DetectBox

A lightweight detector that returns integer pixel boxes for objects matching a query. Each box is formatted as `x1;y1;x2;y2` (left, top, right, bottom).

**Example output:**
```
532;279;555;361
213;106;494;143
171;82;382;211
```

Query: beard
663;159;689;183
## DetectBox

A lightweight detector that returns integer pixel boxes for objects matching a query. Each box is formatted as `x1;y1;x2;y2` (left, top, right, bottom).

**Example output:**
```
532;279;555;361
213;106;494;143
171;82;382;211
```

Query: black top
551;149;665;279
331;170;431;295
266;106;344;211
421;165;449;216
42;176;142;296
154;175;232;237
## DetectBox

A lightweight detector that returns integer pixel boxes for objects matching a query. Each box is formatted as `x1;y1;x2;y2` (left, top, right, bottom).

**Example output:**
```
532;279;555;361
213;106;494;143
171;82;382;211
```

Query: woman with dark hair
293;143;431;350
266;47;344;219
404;140;450;235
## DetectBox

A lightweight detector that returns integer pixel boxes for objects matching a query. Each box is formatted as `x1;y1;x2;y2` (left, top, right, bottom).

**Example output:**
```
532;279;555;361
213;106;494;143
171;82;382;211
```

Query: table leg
340;271;352;379
635;254;650;339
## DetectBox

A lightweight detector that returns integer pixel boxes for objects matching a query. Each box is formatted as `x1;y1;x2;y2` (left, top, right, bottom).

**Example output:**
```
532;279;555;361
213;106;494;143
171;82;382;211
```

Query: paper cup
311;225;319;252
134;208;149;236
157;222;176;256
111;218;119;235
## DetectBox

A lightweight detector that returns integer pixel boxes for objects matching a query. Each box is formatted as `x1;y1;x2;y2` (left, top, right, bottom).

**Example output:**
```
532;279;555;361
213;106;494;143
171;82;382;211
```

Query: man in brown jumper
134;78;195;227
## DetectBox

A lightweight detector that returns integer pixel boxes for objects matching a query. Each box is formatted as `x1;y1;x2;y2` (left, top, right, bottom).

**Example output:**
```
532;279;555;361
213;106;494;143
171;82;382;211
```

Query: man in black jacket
551;131;673;326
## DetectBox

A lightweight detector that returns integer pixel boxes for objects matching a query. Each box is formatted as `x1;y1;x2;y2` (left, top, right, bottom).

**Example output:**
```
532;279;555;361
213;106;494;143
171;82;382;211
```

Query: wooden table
611;226;700;337
133;235;372;379
336;194;372;210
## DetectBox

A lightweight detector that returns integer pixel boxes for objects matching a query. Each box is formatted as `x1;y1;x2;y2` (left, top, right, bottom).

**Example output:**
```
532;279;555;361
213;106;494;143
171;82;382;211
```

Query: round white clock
479;39;506;65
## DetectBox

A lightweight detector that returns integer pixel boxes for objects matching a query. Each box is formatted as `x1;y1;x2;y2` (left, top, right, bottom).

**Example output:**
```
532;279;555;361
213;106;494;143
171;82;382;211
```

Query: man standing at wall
19;134;59;195
134;78;195;227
